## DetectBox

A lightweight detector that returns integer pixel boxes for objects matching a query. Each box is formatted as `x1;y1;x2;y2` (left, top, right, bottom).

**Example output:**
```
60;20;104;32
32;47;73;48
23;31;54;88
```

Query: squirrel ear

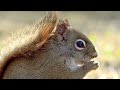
55;19;71;35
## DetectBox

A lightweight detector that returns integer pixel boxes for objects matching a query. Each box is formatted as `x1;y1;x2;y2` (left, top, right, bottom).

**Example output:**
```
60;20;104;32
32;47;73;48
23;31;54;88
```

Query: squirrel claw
84;61;99;70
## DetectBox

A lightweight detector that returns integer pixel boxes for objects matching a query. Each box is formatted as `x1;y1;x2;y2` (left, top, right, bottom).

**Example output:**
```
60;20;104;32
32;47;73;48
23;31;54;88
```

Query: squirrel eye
75;39;86;50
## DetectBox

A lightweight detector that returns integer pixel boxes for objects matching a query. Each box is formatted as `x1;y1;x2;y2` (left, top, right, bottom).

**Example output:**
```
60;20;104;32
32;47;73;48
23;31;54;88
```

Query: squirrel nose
91;52;98;58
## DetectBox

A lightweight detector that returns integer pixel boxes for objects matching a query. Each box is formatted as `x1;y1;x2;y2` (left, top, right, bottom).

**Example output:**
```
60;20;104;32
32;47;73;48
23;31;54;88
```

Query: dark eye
75;39;86;50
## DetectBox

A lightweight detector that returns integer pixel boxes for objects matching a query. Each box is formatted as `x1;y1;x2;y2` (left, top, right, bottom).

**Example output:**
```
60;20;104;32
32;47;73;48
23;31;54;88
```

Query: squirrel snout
91;52;98;58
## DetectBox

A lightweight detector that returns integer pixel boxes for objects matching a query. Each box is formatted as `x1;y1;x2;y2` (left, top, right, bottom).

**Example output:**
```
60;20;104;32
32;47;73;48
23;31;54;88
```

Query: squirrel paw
84;61;99;70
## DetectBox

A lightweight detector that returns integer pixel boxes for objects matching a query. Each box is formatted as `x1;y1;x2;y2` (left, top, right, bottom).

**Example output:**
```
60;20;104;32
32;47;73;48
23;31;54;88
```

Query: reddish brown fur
0;11;58;78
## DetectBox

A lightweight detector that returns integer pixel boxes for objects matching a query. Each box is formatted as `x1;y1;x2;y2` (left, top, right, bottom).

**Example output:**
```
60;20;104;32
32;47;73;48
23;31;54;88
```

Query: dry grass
0;11;120;79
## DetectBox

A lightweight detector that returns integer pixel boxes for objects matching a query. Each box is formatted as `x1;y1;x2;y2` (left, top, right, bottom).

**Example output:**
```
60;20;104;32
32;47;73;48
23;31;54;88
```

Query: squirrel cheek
56;35;64;41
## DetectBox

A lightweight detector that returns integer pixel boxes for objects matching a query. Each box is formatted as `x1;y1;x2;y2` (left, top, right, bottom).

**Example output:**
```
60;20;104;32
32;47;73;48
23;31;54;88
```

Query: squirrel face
65;29;97;64
53;19;98;66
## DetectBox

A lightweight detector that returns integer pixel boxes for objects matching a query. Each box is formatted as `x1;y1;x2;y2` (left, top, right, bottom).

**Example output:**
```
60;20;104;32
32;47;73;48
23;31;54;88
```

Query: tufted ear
55;19;71;35
53;19;71;41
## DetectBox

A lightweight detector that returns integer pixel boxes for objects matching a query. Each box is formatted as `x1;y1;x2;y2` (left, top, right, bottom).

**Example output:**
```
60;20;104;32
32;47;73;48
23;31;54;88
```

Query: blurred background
0;11;120;79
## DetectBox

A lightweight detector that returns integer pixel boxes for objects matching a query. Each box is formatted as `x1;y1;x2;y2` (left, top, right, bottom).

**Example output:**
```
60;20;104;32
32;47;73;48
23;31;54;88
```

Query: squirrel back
0;11;58;78
0;11;99;79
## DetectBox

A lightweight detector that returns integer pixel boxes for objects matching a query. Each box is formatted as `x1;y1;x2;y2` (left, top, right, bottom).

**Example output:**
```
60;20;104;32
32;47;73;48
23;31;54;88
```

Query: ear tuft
55;19;71;35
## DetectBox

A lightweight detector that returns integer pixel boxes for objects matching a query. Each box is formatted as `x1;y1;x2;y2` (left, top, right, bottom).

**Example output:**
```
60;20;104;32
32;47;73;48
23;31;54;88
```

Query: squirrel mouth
78;58;96;66
81;52;98;64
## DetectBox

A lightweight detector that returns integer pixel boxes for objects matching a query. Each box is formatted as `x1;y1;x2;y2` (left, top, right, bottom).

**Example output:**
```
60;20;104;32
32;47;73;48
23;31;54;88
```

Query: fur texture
0;11;99;79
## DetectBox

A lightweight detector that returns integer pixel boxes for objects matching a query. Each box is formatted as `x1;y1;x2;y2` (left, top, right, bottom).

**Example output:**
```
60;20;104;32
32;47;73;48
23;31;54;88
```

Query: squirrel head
51;19;98;66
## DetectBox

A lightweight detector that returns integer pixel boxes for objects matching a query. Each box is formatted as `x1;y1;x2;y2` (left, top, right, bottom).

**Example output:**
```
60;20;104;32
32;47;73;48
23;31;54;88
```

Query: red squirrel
0;11;99;79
